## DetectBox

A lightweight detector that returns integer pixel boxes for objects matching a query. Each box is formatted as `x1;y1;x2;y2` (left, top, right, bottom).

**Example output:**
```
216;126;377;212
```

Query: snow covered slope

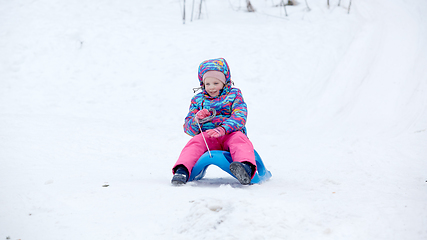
1;0;426;239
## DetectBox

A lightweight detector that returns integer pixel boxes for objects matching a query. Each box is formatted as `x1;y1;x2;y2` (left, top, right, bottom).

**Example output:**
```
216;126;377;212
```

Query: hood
197;58;232;96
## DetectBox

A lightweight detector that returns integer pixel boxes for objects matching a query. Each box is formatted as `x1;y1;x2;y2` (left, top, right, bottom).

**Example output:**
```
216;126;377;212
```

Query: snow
1;0;426;239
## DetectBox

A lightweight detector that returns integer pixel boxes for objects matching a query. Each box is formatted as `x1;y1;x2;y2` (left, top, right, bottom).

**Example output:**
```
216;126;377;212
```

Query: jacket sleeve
183;96;201;137
220;89;247;134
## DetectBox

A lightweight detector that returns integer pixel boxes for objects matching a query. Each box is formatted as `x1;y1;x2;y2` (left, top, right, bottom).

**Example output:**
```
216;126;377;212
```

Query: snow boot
229;162;253;185
171;166;189;186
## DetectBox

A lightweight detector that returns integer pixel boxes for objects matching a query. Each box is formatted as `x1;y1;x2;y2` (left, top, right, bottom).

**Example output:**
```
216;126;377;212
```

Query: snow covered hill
1;0;426;239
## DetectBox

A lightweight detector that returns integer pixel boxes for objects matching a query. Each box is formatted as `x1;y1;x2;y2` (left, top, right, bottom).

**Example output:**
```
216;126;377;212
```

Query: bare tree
304;0;311;11
279;0;288;16
246;0;255;12
338;0;353;14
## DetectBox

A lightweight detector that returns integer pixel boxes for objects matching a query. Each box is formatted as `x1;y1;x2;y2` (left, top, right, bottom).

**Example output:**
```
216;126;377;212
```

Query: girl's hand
195;109;211;122
206;127;226;138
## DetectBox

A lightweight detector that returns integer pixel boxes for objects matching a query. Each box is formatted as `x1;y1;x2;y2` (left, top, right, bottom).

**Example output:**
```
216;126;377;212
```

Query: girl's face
204;77;224;97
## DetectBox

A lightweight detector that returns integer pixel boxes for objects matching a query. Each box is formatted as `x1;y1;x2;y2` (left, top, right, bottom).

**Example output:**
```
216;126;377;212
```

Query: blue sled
188;150;272;184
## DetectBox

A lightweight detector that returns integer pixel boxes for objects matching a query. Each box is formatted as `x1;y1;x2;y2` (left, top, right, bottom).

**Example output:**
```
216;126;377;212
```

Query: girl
171;58;257;185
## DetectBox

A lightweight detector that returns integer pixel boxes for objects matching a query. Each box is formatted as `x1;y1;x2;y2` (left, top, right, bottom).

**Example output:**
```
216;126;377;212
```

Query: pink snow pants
173;131;256;179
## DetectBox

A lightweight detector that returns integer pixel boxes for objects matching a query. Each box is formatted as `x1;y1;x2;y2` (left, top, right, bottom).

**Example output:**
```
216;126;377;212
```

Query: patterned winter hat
198;58;231;87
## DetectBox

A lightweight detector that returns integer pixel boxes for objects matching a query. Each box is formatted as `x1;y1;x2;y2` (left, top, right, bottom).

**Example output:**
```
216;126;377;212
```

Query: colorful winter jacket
184;58;248;137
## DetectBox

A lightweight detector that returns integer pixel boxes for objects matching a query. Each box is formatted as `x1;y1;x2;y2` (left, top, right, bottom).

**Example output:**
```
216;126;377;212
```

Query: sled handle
198;108;217;123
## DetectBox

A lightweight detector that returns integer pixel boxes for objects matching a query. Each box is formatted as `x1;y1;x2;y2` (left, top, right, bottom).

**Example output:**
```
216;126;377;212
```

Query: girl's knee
229;132;253;145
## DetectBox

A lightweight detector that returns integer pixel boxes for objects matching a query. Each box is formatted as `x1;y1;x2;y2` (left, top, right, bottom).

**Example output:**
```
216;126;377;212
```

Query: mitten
206;127;226;138
195;109;211;122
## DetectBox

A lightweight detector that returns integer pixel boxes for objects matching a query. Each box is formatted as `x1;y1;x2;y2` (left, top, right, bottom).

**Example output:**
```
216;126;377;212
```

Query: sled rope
195;108;217;158
196;120;212;158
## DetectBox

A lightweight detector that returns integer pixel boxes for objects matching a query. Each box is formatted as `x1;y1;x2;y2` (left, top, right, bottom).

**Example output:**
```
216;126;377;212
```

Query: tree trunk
246;0;255;12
